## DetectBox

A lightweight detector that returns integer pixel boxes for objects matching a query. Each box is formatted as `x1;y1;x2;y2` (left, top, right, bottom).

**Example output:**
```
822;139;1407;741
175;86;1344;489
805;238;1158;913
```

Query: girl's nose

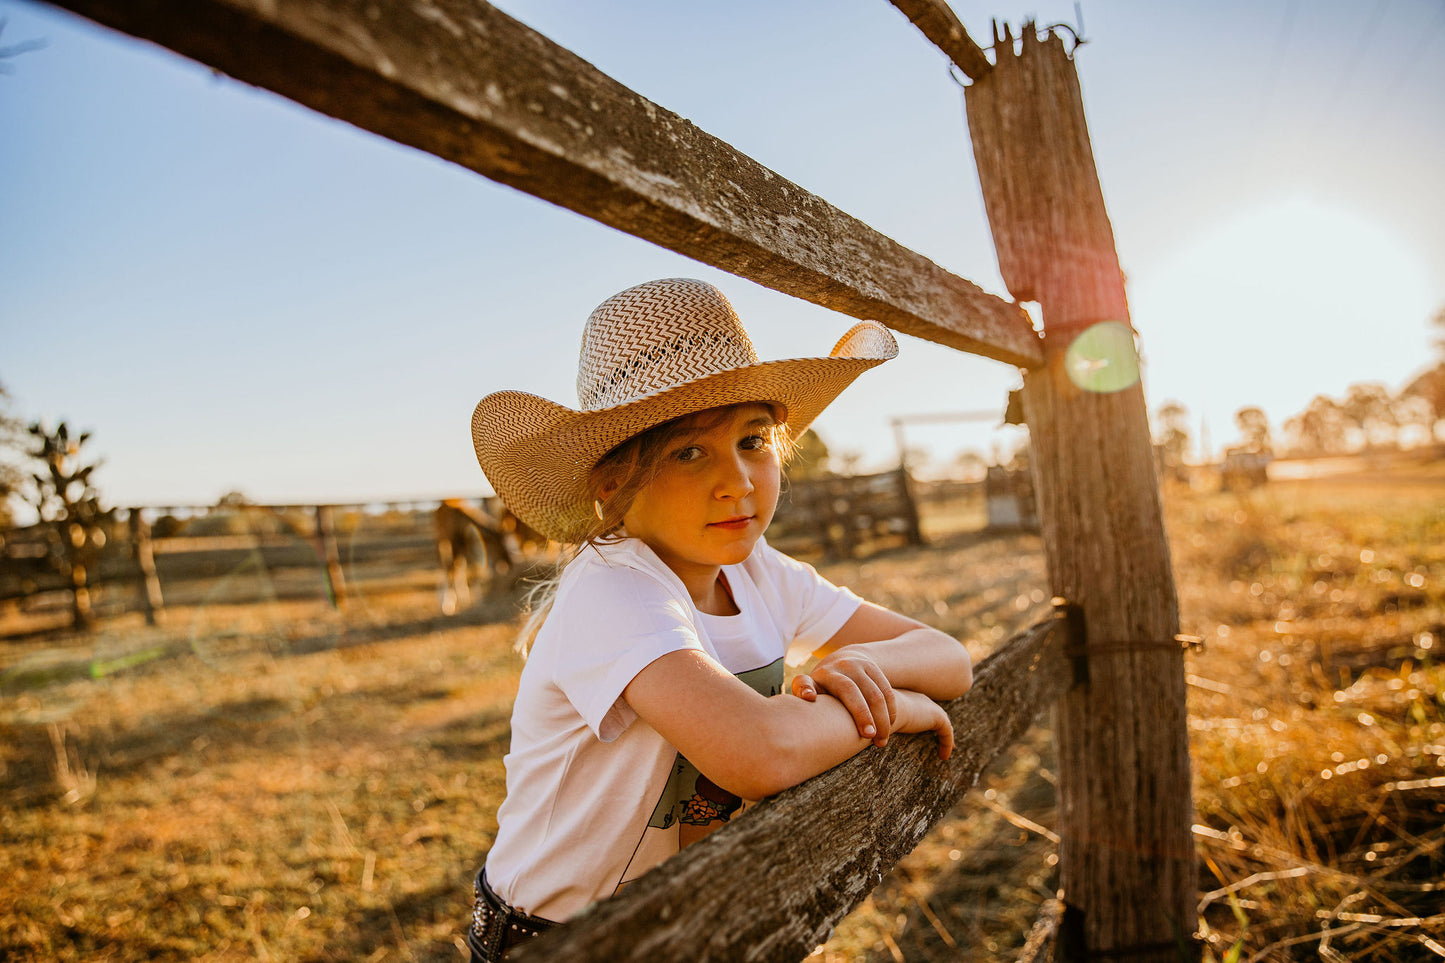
714;454;755;500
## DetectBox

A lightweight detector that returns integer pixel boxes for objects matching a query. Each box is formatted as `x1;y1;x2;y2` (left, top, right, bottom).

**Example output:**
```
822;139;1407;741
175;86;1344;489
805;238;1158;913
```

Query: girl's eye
739;434;769;451
674;445;704;462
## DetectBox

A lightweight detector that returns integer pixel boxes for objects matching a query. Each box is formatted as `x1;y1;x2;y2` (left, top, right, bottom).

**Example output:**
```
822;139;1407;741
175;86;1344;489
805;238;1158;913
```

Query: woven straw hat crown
472;278;897;543
577;278;760;409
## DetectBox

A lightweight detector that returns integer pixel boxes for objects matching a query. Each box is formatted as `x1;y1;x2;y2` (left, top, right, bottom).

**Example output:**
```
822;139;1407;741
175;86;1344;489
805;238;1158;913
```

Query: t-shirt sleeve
749;541;862;666
543;559;703;743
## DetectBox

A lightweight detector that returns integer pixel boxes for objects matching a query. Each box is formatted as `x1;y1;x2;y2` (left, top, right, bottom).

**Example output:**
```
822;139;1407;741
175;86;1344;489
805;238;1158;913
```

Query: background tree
217;489;253;508
788;428;831;480
1153;399;1191;478
26;421;113;629
1283;395;1346;455
1399;363;1445;443
1399;305;1445;444
952;449;987;481
1341;382;1398;450
190;489;261;537
1233;406;1272;453
0;382;28;527
1003;437;1031;473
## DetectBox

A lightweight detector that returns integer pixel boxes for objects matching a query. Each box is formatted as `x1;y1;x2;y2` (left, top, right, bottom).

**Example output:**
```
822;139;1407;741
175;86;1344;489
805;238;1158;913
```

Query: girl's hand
892;689;955;760
791;645;896;747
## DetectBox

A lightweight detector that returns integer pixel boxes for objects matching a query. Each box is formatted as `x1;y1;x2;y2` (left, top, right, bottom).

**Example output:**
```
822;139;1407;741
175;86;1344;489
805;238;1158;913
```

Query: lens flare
1063;321;1140;393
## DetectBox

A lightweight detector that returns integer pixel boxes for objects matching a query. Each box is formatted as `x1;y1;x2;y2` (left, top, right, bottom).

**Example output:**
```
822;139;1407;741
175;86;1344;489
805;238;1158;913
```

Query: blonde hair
514;403;796;655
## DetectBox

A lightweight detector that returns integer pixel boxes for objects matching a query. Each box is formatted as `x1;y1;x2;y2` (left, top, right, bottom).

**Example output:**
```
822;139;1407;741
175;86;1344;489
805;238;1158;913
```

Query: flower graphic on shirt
678;774;742;826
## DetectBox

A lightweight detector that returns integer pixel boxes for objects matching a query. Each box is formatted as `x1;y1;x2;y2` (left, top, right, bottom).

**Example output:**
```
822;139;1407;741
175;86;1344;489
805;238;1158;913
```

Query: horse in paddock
435;499;510;614
434;499;553;613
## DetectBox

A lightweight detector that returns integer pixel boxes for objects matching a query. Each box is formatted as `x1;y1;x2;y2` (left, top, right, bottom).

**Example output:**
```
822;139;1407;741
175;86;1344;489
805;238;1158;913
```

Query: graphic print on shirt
616;657;784;888
644;657;783;829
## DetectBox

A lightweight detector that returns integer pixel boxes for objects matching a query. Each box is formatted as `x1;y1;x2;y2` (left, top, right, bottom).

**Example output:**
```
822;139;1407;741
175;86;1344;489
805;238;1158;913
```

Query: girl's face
618;403;781;594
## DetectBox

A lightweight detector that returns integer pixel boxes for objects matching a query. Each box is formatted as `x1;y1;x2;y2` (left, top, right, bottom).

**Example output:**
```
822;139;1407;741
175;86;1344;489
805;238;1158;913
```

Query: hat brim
472;320;897;543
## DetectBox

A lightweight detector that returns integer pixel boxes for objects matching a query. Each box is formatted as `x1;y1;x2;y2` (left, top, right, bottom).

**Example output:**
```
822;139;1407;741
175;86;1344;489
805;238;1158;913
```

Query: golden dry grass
1;594;523;962
1174;471;1444;963
1;458;1441;961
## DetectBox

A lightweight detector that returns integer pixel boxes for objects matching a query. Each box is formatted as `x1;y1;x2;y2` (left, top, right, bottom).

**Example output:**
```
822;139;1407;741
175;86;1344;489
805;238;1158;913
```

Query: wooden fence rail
513;610;1074;962
48;0;1040;369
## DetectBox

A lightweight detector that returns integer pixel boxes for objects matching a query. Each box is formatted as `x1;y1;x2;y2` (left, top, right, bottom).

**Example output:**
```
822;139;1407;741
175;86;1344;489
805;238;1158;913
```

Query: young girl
465;278;973;961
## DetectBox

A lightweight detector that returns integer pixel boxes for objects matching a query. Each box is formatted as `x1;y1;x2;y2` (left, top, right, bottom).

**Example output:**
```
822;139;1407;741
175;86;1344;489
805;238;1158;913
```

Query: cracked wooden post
965;23;1197;960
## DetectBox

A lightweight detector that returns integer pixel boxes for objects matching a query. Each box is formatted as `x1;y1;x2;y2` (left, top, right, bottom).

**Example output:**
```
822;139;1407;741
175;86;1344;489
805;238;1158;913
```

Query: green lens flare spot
1064;321;1140;393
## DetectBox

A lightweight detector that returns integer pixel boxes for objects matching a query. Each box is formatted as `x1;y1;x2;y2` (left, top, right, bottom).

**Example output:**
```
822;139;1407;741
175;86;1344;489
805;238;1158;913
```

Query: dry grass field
1;456;1441;962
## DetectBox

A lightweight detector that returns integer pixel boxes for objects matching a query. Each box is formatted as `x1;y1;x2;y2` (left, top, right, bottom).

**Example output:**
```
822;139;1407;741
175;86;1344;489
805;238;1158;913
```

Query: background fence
0;465;1039;634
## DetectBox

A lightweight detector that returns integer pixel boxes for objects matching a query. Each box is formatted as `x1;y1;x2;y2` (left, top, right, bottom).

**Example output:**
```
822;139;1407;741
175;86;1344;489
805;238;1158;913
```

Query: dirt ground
1;458;1441;961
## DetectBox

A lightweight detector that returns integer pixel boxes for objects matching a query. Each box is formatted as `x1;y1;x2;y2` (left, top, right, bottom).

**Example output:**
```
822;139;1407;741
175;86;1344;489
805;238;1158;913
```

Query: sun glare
1131;196;1434;455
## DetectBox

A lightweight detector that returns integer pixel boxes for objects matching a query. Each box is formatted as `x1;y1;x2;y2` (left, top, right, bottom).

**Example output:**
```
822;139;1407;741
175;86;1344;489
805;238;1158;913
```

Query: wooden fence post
966;24;1196;959
127;509;165;625
314;505;347;607
830;480;859;559
894;466;924;546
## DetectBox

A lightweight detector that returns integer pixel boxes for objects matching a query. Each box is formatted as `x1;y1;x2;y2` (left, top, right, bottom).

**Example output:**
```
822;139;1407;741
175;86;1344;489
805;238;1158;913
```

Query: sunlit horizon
1133;194;1436;461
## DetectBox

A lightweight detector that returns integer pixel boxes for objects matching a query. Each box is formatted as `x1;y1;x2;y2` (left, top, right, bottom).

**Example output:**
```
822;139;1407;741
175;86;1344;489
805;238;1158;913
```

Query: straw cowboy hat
471;278;898;543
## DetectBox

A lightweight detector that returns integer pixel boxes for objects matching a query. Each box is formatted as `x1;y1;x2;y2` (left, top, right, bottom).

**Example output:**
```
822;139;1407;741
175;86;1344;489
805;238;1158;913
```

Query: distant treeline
1154;359;1445;473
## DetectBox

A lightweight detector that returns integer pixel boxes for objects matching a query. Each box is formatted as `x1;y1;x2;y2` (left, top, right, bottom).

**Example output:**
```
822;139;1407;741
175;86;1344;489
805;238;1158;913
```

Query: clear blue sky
3;0;1443;510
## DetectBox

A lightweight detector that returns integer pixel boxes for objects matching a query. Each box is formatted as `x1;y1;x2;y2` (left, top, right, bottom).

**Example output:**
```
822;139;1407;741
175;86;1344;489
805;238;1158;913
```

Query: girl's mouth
709;516;752;530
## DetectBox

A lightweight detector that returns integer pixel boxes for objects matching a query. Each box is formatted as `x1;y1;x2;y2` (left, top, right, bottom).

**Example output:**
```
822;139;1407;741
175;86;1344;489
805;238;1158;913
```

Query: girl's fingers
791;674;817;701
860;677;893;746
936;715;955;760
810;656;900;745
927;703;954;759
853;675;892;746
828;678;880;741
816;660;893;744
849;690;879;740
866;662;898;725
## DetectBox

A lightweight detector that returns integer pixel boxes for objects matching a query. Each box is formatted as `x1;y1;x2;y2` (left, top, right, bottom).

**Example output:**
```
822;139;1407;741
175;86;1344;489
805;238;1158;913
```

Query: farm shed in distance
42;0;1196;958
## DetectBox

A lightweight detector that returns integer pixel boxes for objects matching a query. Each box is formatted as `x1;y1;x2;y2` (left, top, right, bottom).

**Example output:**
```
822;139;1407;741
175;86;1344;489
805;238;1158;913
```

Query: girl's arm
814;601;974;697
793;601;973;745
622;648;953;802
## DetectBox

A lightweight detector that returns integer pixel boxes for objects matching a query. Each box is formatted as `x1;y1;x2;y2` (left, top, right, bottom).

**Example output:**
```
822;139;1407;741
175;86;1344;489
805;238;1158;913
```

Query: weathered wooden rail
48;0;1038;369
41;0;1196;958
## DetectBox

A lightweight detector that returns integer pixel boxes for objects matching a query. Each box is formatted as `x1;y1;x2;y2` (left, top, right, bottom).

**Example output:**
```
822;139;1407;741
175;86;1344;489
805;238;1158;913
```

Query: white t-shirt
483;536;861;921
